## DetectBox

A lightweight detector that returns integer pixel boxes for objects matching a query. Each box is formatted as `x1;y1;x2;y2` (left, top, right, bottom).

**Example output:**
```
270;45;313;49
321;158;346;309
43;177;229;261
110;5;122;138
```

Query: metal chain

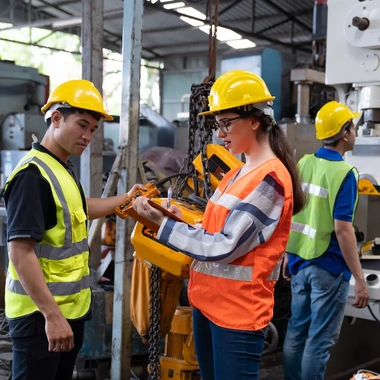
148;264;162;380
173;81;215;200
147;84;213;379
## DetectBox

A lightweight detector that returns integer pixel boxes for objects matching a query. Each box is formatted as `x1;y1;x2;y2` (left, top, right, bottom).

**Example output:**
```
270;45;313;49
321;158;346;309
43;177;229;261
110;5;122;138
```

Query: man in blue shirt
282;101;369;380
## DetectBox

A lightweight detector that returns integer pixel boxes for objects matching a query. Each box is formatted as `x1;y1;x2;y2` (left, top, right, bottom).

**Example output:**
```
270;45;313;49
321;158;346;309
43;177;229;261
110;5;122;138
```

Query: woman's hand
161;201;183;219
133;196;165;226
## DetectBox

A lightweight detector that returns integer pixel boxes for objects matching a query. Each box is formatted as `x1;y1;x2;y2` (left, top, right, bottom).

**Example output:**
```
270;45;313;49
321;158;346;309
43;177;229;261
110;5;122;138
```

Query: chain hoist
173;81;215;201
147;264;162;380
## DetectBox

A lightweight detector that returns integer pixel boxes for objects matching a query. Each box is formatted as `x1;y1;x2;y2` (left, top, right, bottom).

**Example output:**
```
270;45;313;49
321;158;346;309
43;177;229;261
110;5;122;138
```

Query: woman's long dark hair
233;108;306;215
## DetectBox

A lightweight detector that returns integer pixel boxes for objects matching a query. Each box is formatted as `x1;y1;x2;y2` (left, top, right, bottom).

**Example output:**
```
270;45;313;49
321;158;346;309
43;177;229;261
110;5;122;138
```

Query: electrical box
1;113;45;150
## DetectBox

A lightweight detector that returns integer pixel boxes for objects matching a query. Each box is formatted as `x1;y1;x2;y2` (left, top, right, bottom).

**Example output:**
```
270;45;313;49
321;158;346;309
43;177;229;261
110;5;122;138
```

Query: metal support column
111;0;144;378
81;0;104;269
295;81;312;124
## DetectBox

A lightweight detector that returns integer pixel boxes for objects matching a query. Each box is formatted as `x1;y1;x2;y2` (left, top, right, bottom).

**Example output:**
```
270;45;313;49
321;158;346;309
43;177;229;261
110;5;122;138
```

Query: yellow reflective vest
286;154;358;260
5;148;91;320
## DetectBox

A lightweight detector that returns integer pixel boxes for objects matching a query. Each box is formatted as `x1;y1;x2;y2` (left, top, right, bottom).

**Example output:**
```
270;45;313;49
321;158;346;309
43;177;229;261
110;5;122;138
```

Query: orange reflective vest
188;159;293;331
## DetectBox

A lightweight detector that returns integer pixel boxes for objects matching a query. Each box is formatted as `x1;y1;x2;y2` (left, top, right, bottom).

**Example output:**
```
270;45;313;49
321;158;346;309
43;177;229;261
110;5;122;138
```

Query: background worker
282;101;369;380
132;70;306;380
3;79;145;380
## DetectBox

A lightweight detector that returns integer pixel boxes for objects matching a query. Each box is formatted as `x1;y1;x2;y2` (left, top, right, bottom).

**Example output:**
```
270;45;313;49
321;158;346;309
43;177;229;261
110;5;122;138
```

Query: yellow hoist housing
131;198;204;278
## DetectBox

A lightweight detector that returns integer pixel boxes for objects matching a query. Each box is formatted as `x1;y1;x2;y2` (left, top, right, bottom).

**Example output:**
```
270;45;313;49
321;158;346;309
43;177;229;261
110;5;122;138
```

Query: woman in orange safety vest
133;70;306;380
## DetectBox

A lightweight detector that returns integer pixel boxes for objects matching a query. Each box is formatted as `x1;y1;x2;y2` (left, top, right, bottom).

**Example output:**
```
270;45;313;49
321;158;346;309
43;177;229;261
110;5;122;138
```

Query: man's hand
45;313;74;352
127;184;148;198
282;252;291;281
87;183;148;219
352;278;369;308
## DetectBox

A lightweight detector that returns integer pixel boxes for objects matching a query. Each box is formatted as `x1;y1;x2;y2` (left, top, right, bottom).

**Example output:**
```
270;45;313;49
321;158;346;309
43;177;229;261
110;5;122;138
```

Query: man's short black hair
46;107;102;128
324;120;353;147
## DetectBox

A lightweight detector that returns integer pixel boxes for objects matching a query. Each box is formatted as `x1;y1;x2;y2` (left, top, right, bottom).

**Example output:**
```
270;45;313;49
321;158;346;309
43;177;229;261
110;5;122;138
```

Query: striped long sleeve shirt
157;173;285;264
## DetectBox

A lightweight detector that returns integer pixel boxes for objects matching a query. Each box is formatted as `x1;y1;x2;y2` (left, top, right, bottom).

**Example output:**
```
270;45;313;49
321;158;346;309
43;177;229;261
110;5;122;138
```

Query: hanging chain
173;82;215;201
173;0;218;201
148;264;162;380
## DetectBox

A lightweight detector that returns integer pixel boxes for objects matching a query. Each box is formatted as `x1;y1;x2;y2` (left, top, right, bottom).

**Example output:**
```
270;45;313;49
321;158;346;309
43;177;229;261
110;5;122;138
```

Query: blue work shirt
288;147;357;281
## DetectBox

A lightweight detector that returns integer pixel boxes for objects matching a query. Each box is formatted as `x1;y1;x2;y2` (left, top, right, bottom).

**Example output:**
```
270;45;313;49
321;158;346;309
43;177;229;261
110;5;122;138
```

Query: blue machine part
221;48;296;121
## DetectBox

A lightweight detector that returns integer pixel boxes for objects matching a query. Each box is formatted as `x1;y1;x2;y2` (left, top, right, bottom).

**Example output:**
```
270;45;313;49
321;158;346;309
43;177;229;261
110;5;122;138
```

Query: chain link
148;264;162;380
173;81;215;200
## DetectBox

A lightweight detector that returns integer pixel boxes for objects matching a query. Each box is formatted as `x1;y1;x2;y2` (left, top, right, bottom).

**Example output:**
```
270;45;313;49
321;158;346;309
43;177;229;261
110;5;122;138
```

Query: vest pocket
48;255;85;300
71;208;88;243
48;254;84;278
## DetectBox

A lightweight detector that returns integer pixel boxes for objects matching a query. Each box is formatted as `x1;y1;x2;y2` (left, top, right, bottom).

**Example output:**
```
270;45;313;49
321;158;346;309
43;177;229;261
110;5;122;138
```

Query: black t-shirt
4;143;86;242
4;143;90;336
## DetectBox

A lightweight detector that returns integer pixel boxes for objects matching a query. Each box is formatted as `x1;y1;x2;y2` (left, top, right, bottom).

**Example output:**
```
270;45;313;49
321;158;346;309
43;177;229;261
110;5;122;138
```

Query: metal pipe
295;82;311;124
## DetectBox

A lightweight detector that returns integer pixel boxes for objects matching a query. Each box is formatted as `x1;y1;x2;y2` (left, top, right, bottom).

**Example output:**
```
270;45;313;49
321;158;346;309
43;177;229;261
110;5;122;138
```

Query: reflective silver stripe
291;221;316;239
34;238;88;260
6;274;90;296
302;182;328;199
20;156;73;246
267;254;284;281
191;261;252;281
16;156;34;169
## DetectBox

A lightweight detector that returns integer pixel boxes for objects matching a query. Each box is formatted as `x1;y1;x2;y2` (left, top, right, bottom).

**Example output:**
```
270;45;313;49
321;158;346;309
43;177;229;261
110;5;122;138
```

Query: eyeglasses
214;116;242;133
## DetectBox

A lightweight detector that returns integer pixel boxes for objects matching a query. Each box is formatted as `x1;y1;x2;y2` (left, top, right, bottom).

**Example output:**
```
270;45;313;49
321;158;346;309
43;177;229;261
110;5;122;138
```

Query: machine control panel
1;113;45;150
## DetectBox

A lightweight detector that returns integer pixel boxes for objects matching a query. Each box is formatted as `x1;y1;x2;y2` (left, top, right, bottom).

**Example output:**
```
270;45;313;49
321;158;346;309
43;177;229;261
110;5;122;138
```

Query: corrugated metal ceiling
0;0;315;59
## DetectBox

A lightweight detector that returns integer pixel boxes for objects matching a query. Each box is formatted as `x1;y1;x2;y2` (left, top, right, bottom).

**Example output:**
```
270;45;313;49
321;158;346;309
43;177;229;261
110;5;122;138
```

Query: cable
130;370;141;380
155;172;192;188
368;304;380;323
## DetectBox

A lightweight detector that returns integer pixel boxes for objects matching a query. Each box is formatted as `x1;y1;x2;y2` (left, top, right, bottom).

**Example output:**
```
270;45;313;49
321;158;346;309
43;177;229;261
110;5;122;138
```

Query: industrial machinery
220;48;325;161
0;61;48;311
325;0;380;323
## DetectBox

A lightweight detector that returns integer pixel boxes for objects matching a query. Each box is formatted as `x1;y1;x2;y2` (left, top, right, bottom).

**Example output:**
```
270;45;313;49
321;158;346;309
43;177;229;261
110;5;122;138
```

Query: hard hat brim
198;110;213;116
198;96;276;117
41;102;114;121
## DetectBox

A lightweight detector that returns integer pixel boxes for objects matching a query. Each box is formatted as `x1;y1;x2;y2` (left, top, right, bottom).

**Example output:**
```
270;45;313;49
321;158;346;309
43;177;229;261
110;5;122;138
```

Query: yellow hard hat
41;79;113;121
199;70;275;116
315;101;360;141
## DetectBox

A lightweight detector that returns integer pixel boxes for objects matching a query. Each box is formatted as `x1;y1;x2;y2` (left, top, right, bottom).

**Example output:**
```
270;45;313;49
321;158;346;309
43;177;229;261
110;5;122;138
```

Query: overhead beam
37;0;74;16
0;36;81;54
143;10;309;35
219;0;244;17
35;0;81;10
256;17;290;34
145;2;311;54
148;40;233;51
0;9;123;31
264;0;312;32
0;36;154;62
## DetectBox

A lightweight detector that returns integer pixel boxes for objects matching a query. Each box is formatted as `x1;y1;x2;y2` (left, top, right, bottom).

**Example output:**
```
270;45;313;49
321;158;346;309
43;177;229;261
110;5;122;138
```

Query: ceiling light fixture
176;7;206;20
164;2;185;9
180;16;204;27
227;39;256;49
